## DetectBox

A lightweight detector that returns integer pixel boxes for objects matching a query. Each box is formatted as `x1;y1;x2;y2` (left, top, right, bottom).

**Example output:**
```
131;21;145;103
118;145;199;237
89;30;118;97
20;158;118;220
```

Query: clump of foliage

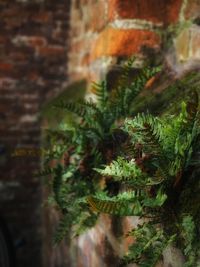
88;91;200;266
38;58;161;243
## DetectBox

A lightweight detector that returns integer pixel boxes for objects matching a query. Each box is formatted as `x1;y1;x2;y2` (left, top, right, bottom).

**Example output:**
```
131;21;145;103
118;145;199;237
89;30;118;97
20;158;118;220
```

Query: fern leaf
87;195;143;216
53;213;70;244
52;164;64;207
92;80;108;108
186;90;199;125
94;157;156;187
110;65;161;118
121;223;175;267
54;101;86;117
125;66;161;113
118;56;136;88
95;157;143;179
124;114;170;180
34;166;55;177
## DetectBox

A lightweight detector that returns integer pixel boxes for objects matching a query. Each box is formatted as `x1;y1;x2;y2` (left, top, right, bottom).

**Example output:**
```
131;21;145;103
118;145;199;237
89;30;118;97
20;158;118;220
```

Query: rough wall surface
68;0;200;84
0;1;70;266
66;1;200;267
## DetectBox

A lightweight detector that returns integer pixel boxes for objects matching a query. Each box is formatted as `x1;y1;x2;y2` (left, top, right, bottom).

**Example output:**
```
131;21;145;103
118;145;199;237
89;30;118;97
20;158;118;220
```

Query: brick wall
68;0;200;85
0;1;70;266
1;0;200;267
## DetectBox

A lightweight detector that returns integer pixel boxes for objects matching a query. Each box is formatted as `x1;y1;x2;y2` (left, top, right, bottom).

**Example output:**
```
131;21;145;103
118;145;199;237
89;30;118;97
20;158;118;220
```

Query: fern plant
88;91;200;266
38;58;161;243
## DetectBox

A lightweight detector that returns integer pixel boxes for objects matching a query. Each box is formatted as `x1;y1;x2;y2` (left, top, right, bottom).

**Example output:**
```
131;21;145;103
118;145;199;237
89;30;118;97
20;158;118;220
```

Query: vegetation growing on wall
38;58;160;243
39;58;200;266
88;91;200;266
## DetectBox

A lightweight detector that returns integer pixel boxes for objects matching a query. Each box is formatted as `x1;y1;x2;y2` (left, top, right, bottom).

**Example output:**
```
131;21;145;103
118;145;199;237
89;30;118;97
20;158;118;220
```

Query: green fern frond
94;157;159;187
124;65;161;113
87;194;143;216
52;164;64;207
54;101;86;117
117;56;136;89
101;63;161;120
88;189;166;216
124;113;170;180
95;157;143;180
34;166;56;177
91;147;103;165
121;223;176;267
181;215;200;267
186;90;199;125
53;213;70;244
92;80;108;109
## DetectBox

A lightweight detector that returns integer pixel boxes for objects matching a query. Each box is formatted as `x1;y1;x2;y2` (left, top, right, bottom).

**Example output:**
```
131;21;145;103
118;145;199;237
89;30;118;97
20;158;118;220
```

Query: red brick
0;62;14;72
91;27;160;60
38;46;65;57
9;52;27;62
31;12;52;23
108;0;183;25
0;35;9;44
27;71;39;82
26;37;47;47
1;7;27;19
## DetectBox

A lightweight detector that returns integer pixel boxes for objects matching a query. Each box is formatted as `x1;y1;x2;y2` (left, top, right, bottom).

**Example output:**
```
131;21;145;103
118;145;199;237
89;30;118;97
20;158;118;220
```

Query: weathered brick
191;27;200;60
81;53;90;66
184;0;200;20
85;1;107;32
174;28;190;62
0;62;14;72
70;39;85;54
175;25;200;62
26;36;47;47
91;27;160;60
1;6;27;19
108;0;183;25
12;36;47;48
38;45;65;57
30;12;52;23
0;35;9;44
0;1;70;267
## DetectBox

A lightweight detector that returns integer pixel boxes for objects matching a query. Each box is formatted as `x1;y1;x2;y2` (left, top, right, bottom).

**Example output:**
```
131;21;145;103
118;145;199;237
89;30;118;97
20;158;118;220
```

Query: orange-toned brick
26;37;46;47
81;53;90;66
91;27;160;60
0;62;14;72
31;12;52;23
108;0;183;25
70;39;85;54
38;46;65;57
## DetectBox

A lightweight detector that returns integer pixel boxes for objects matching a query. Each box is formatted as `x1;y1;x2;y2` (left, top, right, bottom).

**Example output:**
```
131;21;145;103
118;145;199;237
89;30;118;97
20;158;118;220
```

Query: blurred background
0;0;200;267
